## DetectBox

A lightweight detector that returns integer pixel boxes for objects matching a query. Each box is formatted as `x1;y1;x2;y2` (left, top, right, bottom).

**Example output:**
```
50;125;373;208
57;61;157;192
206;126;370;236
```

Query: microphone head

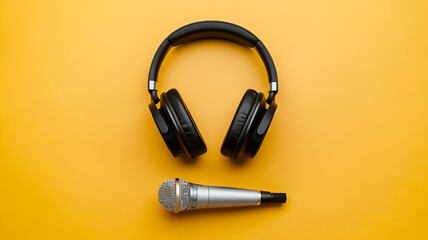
158;178;190;213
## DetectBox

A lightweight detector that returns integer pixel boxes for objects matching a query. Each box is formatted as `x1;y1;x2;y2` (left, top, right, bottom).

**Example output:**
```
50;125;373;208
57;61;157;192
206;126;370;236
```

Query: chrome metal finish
270;82;278;92
158;178;277;213
189;184;261;209
174;178;180;213
189;183;198;209
194;185;209;209
149;80;156;91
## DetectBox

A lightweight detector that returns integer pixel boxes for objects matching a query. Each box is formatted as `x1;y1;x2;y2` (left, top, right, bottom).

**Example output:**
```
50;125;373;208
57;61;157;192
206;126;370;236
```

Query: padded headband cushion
167;21;258;47
165;89;207;157
221;89;258;157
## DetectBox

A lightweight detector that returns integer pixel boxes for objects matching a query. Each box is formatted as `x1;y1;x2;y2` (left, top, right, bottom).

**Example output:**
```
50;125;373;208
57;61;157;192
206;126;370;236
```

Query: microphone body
189;184;261;209
158;178;286;213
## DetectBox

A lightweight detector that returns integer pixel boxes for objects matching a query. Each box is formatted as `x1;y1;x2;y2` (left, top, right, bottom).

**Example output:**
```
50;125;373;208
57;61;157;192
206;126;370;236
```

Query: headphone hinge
267;91;276;104
150;90;160;104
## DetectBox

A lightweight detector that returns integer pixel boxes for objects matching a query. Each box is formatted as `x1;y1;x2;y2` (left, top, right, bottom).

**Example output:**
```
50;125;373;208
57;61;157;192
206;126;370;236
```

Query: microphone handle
188;183;286;210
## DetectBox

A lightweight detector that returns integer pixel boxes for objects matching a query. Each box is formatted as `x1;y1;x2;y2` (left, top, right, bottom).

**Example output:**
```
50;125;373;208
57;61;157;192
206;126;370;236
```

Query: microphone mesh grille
158;179;190;212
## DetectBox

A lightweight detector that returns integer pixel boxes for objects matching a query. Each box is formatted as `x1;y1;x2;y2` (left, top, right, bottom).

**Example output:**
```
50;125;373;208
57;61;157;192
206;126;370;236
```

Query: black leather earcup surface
161;89;207;158
149;101;183;158
221;89;264;158
245;101;276;158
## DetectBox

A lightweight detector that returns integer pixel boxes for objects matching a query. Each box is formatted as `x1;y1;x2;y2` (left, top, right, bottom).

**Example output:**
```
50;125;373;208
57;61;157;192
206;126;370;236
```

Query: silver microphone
158;178;287;213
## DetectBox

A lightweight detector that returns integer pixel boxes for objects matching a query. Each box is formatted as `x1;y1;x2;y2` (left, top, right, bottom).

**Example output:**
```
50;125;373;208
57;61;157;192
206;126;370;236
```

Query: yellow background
1;0;427;239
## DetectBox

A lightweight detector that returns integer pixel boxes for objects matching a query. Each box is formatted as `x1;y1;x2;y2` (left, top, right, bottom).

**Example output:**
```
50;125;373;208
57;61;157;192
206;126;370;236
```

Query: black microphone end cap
260;191;287;204
273;193;286;203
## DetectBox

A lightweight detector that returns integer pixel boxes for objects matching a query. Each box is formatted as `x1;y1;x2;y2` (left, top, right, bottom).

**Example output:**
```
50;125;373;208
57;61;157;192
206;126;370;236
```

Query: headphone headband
148;21;278;103
168;21;258;47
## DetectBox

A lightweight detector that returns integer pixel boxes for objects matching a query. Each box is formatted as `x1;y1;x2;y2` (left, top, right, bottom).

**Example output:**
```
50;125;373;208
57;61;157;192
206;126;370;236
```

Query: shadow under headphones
148;21;279;159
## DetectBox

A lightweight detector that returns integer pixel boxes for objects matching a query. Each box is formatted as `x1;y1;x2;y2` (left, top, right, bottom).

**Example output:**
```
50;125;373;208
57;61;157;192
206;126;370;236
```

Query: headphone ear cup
149;101;184;157
160;89;207;158
245;101;276;158
221;89;265;159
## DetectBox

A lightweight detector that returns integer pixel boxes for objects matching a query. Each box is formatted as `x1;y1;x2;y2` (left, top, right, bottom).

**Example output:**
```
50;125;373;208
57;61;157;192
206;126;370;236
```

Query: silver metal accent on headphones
148;21;280;159
270;82;278;92
148;80;156;91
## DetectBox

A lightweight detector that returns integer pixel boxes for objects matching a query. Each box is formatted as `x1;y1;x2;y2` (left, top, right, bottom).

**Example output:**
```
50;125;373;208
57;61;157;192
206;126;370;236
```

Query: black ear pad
221;89;265;158
160;89;207;158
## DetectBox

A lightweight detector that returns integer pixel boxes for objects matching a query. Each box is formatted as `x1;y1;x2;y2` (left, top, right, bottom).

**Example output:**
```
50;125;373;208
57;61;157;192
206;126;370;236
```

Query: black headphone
148;21;279;159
